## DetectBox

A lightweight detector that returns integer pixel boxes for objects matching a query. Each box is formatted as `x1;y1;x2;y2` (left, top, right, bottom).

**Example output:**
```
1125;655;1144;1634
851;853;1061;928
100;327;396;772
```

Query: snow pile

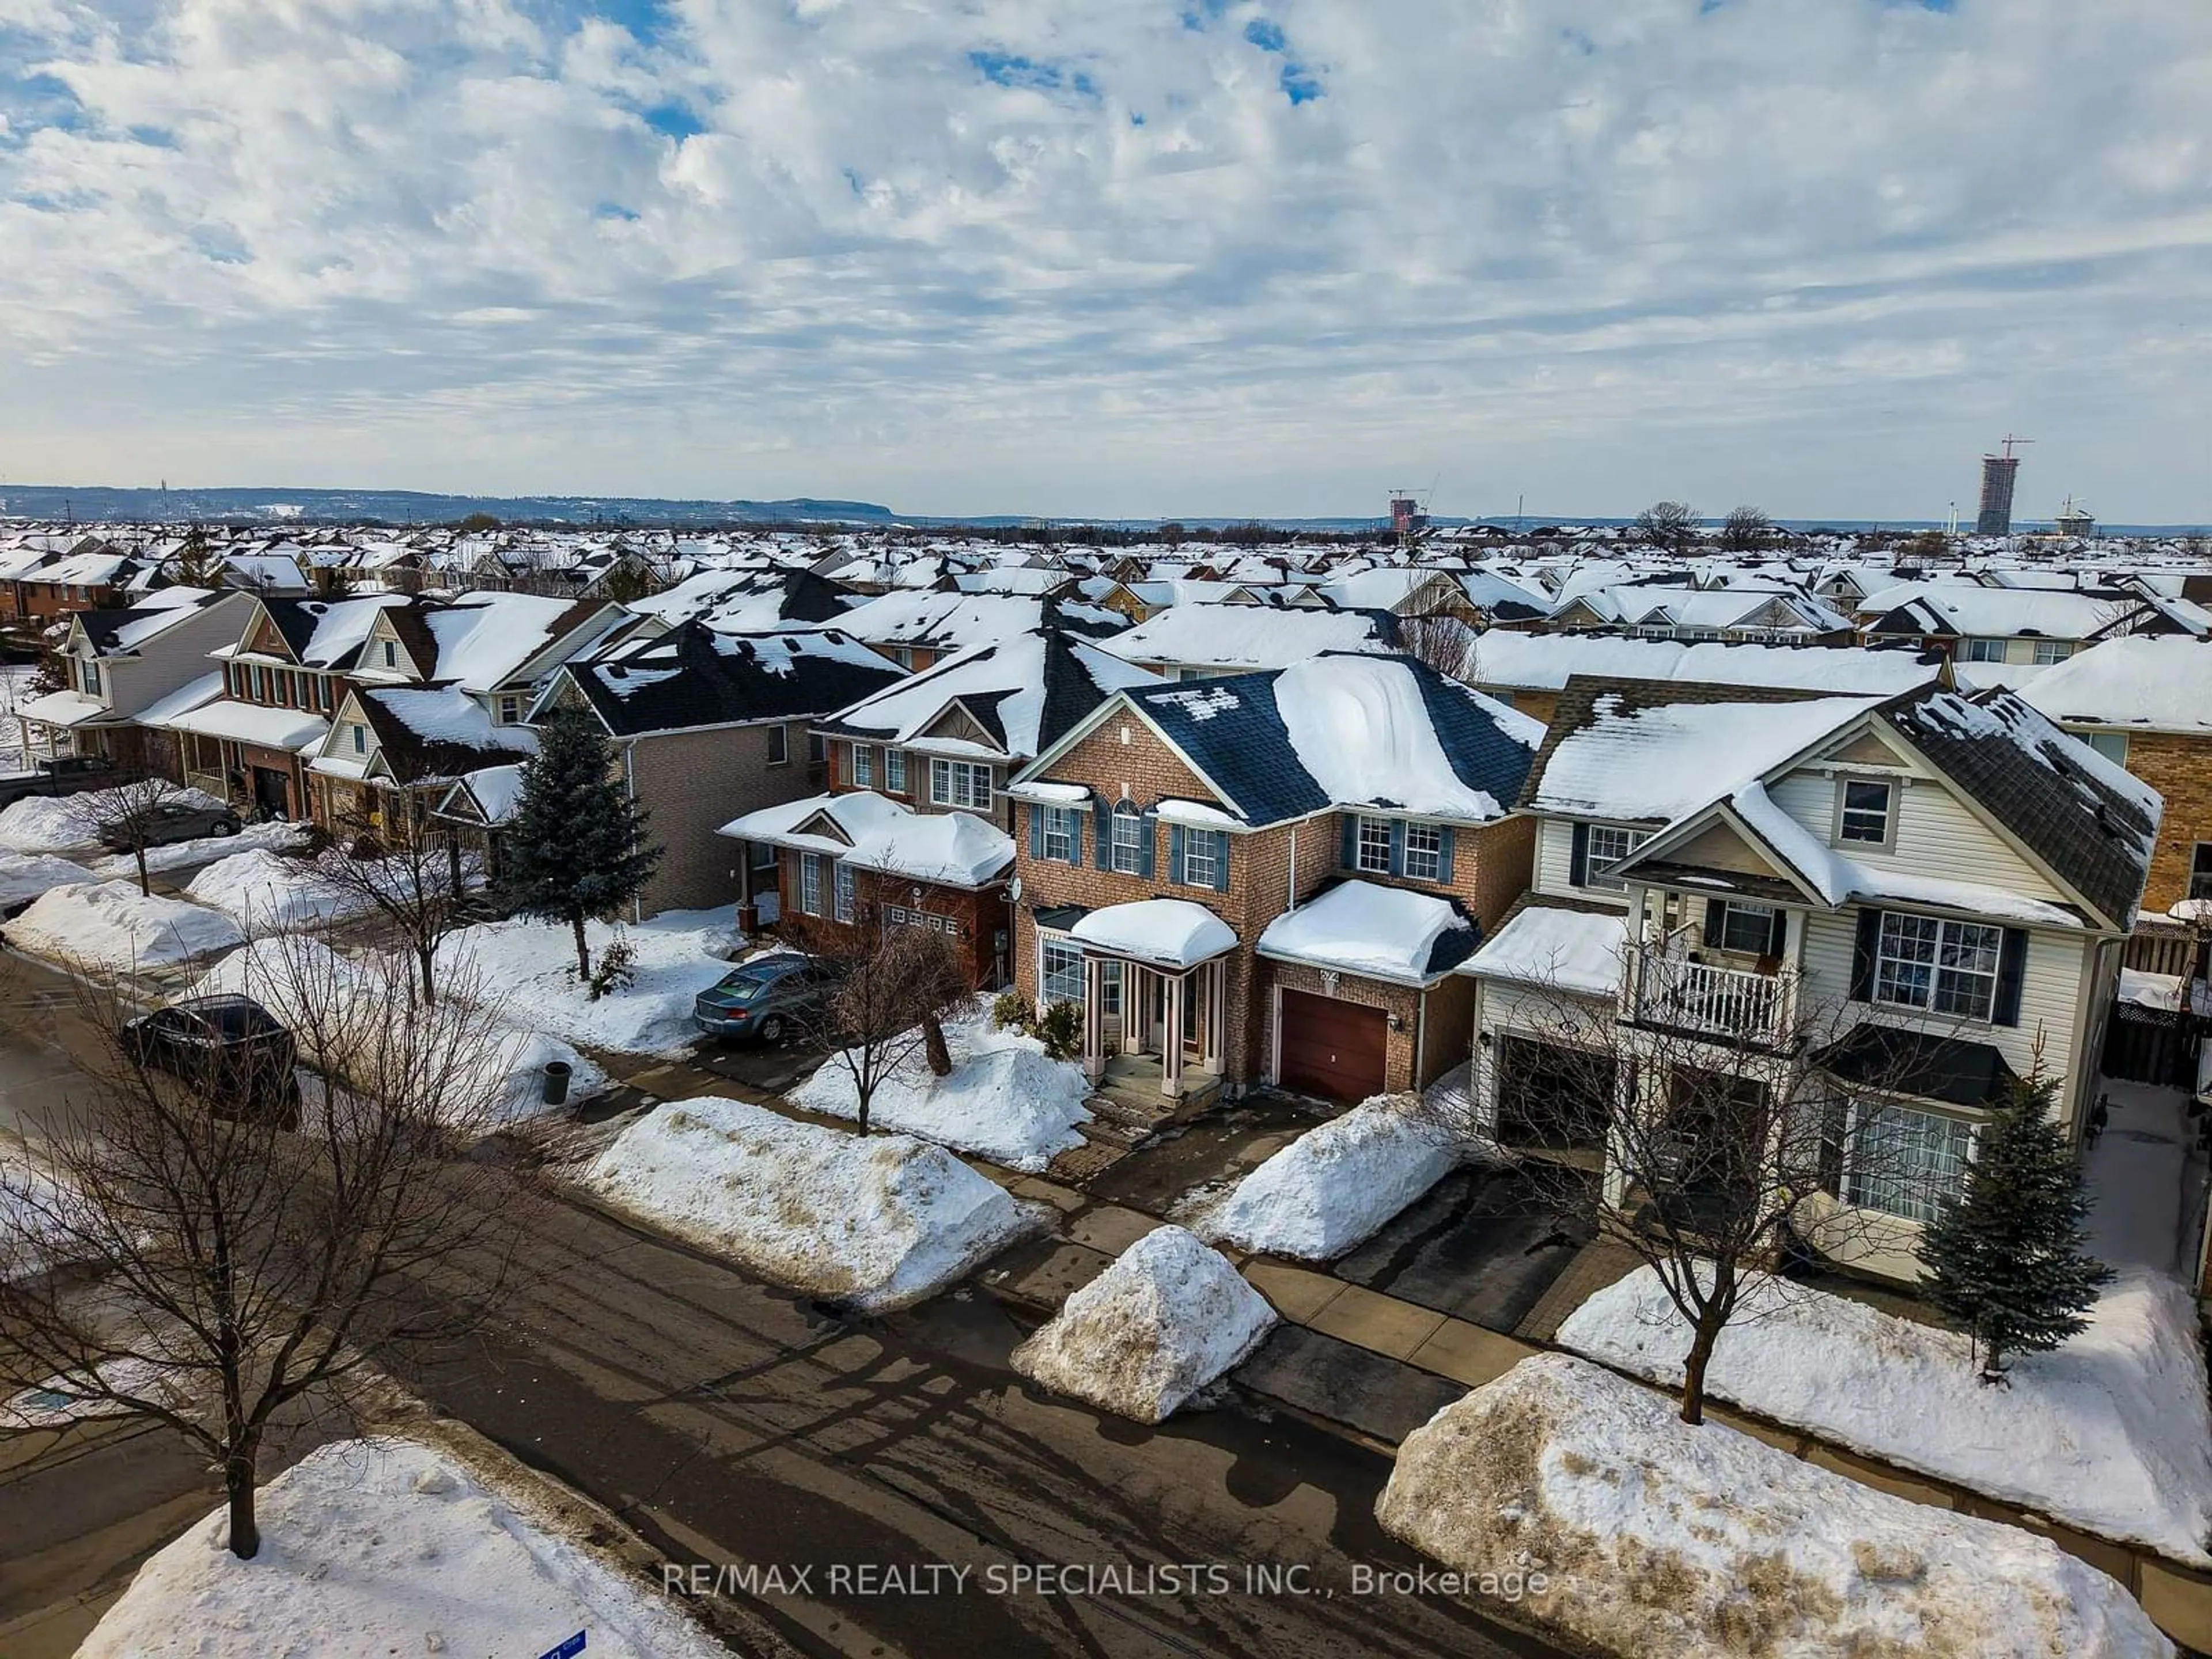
5;880;244;971
1204;1095;1467;1260
1257;880;1470;982
186;849;371;929
196;937;605;1126
1012;1225;1277;1422
434;907;744;1057
0;784;226;853
1272;655;1524;817
1556;1265;2212;1565
1378;1354;2172;1659
90;819;309;881
790;1007;1091;1172
582;1097;1037;1309
77;1437;725;1659
0;851;94;911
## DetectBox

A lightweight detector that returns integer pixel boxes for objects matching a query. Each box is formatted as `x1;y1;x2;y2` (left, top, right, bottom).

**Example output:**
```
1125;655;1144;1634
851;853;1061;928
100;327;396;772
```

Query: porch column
1160;968;1184;1100
1083;957;1108;1084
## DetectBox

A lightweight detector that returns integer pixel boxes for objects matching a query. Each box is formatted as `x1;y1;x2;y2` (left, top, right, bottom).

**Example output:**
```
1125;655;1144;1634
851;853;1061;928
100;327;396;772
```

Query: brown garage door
1278;990;1389;1101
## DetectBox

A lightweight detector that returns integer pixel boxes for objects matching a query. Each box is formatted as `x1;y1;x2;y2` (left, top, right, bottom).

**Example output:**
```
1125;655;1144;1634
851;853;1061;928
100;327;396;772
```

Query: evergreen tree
497;707;661;979
1921;1078;2112;1382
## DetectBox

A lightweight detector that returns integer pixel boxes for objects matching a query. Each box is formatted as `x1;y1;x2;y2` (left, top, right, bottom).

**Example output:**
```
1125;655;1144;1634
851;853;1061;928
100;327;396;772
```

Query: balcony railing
1634;953;1791;1044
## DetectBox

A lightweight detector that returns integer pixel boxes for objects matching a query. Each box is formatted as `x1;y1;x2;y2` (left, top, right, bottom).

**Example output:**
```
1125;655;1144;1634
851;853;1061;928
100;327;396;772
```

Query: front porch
1063;897;1238;1107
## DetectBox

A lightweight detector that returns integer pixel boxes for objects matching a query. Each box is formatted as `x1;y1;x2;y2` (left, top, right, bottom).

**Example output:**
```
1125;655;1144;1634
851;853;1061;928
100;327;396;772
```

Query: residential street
0;952;1563;1659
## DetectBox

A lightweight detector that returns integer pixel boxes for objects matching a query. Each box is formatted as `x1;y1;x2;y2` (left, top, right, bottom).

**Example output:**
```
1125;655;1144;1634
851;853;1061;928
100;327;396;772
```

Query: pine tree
497;707;662;979
1921;1077;2112;1383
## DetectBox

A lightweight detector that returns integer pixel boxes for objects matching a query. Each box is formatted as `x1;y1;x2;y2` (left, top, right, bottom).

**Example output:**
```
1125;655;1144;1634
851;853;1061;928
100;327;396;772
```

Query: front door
1182;971;1204;1063
251;766;290;820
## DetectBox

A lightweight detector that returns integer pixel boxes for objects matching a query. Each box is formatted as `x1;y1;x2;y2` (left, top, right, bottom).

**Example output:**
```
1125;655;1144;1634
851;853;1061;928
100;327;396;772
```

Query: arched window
1110;800;1144;874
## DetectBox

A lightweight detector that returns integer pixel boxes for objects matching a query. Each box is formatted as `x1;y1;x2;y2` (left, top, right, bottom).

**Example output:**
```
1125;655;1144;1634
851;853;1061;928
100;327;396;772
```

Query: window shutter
1211;830;1230;893
1850;908;1881;1002
1766;907;1790;959
1139;809;1157;878
1570;822;1590;887
1169;823;1186;882
1702;901;1728;949
1027;804;1043;860
1388;819;1407;877
1340;813;1358;869
1437;826;1455;884
1994;928;2028;1027
1093;797;1112;870
1071;813;1084;865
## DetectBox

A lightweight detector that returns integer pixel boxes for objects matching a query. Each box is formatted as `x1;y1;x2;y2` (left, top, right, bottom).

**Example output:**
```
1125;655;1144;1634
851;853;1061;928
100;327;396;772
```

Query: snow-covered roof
15;690;105;728
416;592;615;691
1256;880;1474;984
1069;899;1236;968
149;696;330;752
132;671;224;728
1465;632;1942;698
845;808;1014;888
1860;584;2133;640
1461;904;1627;997
821;630;1158;760
1273;655;1540;819
1100;603;1399;672
2017;635;2212;735
717;789;908;855
447;763;527;827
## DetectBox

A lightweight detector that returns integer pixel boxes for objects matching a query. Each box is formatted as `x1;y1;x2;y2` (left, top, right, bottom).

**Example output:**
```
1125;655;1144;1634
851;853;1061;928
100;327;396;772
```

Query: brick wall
770;851;1010;987
628;721;819;915
2119;731;2212;914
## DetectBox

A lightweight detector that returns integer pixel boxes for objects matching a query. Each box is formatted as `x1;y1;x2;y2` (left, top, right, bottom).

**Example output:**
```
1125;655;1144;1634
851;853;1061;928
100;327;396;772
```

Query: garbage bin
541;1059;573;1107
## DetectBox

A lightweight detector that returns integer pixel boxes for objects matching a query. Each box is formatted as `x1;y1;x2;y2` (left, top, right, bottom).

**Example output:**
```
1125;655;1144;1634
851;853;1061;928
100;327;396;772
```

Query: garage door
1278;990;1389;1101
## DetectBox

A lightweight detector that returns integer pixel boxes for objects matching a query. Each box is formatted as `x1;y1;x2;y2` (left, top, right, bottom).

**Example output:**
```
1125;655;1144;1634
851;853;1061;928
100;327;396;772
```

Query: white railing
1634;954;1790;1043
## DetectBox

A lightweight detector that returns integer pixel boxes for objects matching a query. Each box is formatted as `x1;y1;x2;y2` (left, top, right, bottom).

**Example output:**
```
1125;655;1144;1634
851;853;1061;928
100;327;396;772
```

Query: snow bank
1378;1353;2172;1659
196;937;605;1127
791;1009;1091;1172
77;1437;725;1659
1203;1095;1465;1260
435;907;743;1058
1012;1225;1276;1422
90;818;309;881
0;784;224;853
185;849;370;929
1556;1265;2212;1565
0;851;94;911
0;1154;79;1282
582;1096;1036;1310
5;879;244;971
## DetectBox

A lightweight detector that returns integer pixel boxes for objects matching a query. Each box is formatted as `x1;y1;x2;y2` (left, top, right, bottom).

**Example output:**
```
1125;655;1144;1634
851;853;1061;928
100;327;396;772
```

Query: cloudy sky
1;1;2206;522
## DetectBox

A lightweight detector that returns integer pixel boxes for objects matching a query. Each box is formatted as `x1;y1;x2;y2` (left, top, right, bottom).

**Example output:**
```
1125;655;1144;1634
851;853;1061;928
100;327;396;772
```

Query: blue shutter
1340;813;1358;869
1388;819;1407;877
1169;823;1186;884
1027;804;1043;860
1139;809;1157;878
1211;830;1230;893
1071;812;1084;866
1436;826;1455;884
1093;797;1112;870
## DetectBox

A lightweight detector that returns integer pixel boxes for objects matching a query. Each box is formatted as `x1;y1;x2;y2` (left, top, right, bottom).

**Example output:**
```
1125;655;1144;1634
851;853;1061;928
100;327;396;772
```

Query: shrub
1034;999;1082;1062
991;989;1033;1033
584;935;638;1002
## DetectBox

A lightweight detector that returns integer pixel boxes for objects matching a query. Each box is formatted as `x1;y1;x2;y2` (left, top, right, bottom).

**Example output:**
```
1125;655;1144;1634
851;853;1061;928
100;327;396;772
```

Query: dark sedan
694;955;840;1044
120;995;301;1126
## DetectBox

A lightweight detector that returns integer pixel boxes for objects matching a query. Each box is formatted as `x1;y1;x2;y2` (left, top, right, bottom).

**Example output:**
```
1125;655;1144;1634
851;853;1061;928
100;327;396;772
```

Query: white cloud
1;0;2206;520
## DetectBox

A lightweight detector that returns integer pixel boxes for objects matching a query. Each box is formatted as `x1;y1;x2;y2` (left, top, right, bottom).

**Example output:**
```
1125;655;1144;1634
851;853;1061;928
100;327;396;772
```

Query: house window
1585;824;1649;891
2191;844;2212;902
1873;911;2003;1021
496;694;522;724
79;661;101;696
767;725;789;766
1840;1099;1975;1225
1111;806;1145;873
350;725;366;754
808;732;826;764
851;744;874;787
1962;638;2006;663
1041;807;1075;863
887;905;908;926
1041;937;1085;1007
832;862;855;924
885;748;907;793
2085;731;2129;767
799;853;823;916
931;759;993;812
1355;816;1393;875
2031;640;2073;666
1403;821;1443;881
381;640;397;669
1713;900;1780;956
1181;828;1218;889
1836;778;1894;846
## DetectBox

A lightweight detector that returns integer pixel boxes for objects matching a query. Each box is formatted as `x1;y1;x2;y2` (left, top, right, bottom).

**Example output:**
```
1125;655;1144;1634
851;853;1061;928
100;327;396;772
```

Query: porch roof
1256;878;1475;986
16;689;107;729
1069;898;1236;969
1460;902;1627;998
1816;1023;2020;1109
149;695;329;753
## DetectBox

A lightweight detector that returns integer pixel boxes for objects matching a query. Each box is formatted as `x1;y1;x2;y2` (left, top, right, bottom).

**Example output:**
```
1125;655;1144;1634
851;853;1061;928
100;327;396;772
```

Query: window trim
1039;934;1085;1007
1833;775;1897;852
1355;815;1393;876
1872;910;2003;1023
930;757;993;812
766;724;790;767
1584;823;1649;892
884;748;907;793
1041;806;1076;863
1961;637;2007;664
851;743;874;788
1836;1096;1977;1226
1111;805;1145;874
798;852;823;916
832;861;855;924
1180;828;1218;889
1402;820;1443;882
1712;899;1781;956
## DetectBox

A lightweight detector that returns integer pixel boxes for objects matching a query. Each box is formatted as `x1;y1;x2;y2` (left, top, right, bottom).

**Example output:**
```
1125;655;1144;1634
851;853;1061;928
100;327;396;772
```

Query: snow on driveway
1199;1094;1469;1260
1556;1264;2212;1565
75;1437;726;1659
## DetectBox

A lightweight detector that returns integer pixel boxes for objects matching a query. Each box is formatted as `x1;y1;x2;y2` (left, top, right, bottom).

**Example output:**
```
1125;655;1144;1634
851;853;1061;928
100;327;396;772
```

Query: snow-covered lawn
76;1437;725;1659
196;937;605;1127
5;878;244;971
791;1006;1092;1172
582;1096;1039;1310
90;818;309;881
1378;1353;2171;1659
1012;1225;1275;1422
0;784;225;854
1556;1264;2212;1565
435;907;743;1058
185;847;375;930
1198;1094;1470;1260
0;850;93;911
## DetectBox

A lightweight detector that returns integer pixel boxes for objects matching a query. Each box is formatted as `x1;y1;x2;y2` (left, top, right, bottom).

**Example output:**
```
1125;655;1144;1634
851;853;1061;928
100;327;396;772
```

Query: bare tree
1463;947;1938;1425
0;935;537;1559
308;825;474;1005
1634;500;1700;551
72;772;218;896
786;884;969;1134
1718;505;1774;552
1395;613;1479;681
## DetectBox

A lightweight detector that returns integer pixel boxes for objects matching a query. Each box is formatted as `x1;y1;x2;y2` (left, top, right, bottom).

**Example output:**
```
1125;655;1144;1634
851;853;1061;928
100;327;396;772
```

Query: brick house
544;622;905;915
1005;651;1541;1105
